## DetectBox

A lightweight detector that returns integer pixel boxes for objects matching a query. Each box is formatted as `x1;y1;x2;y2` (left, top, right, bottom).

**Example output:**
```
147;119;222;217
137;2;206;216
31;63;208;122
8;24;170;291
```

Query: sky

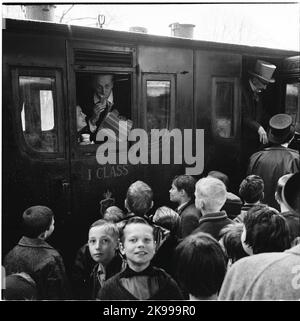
2;1;300;51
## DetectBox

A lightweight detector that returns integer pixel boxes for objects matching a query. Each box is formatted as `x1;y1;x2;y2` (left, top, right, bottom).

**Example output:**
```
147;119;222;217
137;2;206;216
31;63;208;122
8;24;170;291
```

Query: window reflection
285;83;299;125
19;76;58;152
146;80;171;130
215;81;234;138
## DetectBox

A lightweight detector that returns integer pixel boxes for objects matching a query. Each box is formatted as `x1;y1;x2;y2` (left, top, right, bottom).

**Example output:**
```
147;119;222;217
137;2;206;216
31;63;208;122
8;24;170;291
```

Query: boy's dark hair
219;223;248;263
152;206;180;235
22;206;53;238
175;232;227;298
207;171;229;189
89;219;119;241
244;205;291;254
172;175;196;199
120;216;154;244
239;175;264;203
126;181;153;216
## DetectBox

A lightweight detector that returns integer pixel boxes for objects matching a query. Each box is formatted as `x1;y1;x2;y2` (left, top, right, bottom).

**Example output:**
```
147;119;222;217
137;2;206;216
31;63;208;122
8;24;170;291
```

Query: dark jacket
97;266;184;300
222;192;243;219
71;243;124;300
151;233;179;279
247;146;300;209
233;203;258;223
281;211;300;244
192;211;233;241
4;236;70;300
177;200;202;239
241;78;268;140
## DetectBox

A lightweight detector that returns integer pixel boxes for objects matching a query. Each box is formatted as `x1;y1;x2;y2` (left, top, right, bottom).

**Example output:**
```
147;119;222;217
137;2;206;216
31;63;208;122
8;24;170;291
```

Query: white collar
177;201;189;211
249;79;256;93
97;262;106;275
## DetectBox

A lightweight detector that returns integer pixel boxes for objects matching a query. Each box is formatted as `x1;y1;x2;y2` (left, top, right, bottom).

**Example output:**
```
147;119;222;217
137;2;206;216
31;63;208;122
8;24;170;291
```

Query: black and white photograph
1;0;300;306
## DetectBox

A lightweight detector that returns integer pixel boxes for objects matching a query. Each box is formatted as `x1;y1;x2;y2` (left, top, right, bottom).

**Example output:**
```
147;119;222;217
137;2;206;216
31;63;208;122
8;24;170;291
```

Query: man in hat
247;113;299;210
241;60;277;166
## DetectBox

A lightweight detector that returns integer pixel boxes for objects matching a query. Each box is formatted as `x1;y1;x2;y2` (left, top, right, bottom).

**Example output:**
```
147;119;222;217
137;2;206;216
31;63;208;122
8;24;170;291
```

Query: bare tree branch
59;4;74;23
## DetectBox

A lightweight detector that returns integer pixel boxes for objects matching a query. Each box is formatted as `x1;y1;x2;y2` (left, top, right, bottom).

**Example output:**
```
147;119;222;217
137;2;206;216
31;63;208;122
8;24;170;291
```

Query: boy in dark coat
72;219;124;299
4;206;69;300
97;216;184;300
192;177;233;240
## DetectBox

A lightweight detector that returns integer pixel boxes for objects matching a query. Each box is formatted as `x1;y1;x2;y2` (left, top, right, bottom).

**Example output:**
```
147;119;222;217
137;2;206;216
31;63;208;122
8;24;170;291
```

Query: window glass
285;83;299;125
19;76;58;152
214;81;234;138
146;80;171;130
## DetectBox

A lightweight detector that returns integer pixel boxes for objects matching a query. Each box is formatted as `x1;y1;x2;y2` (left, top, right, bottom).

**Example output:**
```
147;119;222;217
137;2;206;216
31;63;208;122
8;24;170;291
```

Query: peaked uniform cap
268;113;295;144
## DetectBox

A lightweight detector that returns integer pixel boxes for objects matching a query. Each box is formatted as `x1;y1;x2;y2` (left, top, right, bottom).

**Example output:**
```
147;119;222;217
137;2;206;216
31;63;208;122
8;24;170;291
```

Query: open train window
13;68;64;156
142;73;175;131
75;72;132;145
212;77;239;139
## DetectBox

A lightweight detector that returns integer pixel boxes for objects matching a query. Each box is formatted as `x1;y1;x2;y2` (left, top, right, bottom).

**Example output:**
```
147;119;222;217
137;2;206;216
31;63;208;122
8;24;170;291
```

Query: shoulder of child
96;271;122;300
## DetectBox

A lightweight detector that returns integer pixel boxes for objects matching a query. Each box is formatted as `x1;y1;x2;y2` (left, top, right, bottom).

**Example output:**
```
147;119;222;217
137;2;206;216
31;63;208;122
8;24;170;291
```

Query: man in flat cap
241;60;277;167
247;113;299;210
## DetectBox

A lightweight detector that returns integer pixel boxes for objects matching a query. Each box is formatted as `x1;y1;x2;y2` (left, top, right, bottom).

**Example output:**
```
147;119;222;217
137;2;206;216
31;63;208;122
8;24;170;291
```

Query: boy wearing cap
247;113;299;209
3;206;70;300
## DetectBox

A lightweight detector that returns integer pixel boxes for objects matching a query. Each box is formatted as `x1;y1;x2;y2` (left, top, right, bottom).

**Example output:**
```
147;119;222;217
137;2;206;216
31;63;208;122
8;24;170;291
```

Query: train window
19;76;58;152
146;81;170;129
142;74;175;131
75;73;132;145
212;77;238;139
285;83;299;125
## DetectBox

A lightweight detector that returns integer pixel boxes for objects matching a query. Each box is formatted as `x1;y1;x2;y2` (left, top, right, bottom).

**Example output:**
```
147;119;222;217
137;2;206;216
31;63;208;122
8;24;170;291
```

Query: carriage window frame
142;73;176;131
72;69;134;160
284;81;300;128
211;76;239;140
12;67;65;159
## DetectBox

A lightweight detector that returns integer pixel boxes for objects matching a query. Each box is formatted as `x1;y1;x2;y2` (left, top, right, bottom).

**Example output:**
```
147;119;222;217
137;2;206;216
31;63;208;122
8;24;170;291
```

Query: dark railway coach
2;18;299;268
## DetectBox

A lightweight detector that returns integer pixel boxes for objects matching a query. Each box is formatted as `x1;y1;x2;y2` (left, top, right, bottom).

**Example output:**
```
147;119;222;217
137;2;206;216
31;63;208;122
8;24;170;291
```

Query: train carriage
2;18;299;268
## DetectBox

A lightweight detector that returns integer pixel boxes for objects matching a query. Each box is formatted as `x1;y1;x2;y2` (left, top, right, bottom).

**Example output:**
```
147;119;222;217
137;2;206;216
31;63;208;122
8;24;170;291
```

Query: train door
137;45;194;206
194;50;242;190
281;56;300;152
66;41;140;260
2;31;71;258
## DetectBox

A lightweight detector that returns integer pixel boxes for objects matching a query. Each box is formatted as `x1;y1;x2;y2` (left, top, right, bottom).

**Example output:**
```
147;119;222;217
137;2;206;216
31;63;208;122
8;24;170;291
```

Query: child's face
121;223;155;270
88;225;118;266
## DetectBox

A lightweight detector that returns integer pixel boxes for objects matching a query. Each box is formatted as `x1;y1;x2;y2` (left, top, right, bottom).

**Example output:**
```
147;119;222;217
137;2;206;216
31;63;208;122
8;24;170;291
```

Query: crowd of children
2;171;300;300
